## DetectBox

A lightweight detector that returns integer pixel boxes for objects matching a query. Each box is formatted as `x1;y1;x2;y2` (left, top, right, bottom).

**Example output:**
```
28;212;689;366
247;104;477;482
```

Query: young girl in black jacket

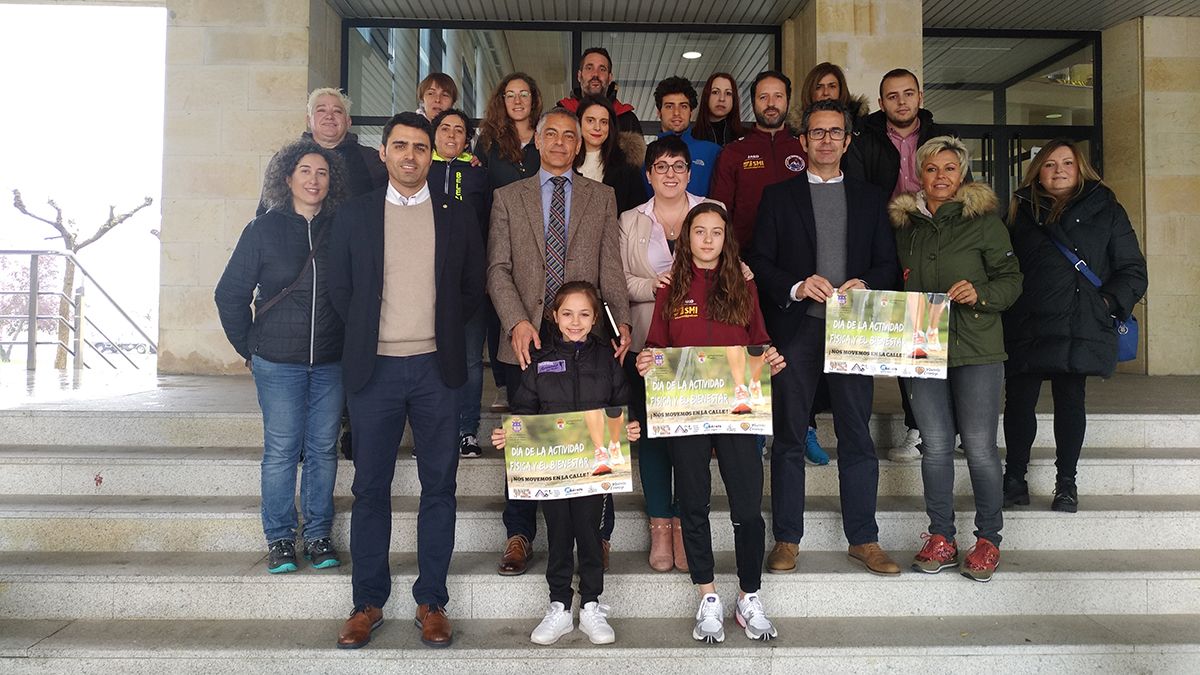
491;281;641;646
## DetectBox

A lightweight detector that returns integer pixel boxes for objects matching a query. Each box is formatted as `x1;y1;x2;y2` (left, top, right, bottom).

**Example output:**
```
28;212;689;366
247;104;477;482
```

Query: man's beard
755;107;785;129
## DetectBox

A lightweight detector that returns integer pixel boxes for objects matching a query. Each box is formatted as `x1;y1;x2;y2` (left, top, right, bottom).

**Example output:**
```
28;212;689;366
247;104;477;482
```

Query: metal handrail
0;249;157;370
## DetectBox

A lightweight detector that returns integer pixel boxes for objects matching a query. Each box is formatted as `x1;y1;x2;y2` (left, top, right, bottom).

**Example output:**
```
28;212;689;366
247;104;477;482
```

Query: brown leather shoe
766;541;799;573
498;534;531;576
336;605;383;649
415;603;453;648
601;538;611;572
848;542;902;576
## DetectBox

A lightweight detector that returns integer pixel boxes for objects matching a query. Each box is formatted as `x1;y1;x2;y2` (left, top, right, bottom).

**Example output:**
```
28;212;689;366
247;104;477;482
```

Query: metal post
26;254;38;371
73;288;85;372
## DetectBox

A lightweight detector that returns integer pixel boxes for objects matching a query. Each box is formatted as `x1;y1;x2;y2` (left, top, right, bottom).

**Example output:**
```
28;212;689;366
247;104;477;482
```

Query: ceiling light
1045;113;1064;119
682;51;701;60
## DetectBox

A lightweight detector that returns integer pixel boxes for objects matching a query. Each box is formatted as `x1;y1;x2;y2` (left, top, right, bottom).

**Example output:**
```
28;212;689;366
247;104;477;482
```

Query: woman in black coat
574;94;647;214
214;140;349;574
1001;139;1147;512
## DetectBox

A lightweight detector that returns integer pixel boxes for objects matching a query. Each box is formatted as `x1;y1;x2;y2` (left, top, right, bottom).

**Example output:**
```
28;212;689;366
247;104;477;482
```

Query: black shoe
460;433;482;458
267;539;298;574
304;537;341;569
1002;473;1030;507
1051;476;1079;513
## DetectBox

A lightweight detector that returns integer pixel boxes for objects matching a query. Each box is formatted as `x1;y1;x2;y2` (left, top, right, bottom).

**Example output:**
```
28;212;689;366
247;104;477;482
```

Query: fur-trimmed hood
618;130;646;168
889;181;999;228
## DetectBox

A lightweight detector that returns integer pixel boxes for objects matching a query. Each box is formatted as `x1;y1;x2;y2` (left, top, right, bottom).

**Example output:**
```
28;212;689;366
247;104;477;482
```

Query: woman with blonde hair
889;135;1022;582
1001;139;1147;512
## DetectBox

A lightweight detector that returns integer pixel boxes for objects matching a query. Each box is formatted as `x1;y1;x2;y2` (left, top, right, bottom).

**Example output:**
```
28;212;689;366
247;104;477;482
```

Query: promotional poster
824;289;951;379
503;408;633;500
643;346;773;438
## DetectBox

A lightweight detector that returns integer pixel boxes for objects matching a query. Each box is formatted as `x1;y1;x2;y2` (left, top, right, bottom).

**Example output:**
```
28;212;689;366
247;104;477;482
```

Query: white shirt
386;181;431;206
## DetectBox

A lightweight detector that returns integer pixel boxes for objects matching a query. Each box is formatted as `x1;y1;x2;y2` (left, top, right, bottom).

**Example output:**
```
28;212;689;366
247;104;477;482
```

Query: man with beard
557;47;642;134
710;70;807;248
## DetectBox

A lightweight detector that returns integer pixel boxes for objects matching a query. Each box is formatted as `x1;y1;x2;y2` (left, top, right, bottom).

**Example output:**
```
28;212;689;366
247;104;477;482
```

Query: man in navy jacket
747;101;900;578
328;112;484;650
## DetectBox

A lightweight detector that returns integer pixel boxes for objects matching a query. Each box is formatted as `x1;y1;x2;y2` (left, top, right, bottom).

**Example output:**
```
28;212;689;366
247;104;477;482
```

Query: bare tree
10;189;154;368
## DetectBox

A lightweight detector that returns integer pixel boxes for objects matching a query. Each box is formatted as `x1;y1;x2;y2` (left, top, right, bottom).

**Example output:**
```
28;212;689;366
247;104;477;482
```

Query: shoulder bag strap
1045;232;1103;289
256;223;330;319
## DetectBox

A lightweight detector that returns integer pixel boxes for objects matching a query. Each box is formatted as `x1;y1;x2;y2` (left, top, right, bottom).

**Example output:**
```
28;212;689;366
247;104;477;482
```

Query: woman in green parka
887;136;1023;583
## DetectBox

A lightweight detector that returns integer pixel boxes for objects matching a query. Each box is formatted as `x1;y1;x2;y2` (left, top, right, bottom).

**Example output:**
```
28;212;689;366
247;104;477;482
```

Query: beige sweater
377;199;436;356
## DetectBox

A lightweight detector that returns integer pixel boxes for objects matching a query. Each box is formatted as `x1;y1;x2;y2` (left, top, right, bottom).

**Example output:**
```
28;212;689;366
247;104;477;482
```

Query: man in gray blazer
487;106;632;575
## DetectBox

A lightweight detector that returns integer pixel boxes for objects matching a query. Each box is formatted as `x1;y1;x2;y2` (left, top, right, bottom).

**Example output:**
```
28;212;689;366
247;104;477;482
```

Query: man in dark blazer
328;112;484;650
747;100;901;578
487;106;632;575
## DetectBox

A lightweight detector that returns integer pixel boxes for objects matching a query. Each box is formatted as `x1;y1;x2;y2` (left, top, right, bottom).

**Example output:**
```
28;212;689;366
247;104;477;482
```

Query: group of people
213;48;1148;650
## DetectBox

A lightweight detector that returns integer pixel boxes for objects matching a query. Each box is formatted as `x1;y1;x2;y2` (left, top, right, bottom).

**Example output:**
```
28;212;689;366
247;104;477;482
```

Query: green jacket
888;182;1022;367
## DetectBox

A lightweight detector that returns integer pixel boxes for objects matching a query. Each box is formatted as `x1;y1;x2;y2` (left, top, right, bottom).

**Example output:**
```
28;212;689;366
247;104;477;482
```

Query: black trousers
543;494;606;606
500;360;615;542
1003;373;1088;480
670;433;765;592
771;314;880;546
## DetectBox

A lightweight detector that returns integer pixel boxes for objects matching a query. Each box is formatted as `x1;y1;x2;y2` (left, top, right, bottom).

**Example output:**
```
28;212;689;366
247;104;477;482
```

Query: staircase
1;376;1199;673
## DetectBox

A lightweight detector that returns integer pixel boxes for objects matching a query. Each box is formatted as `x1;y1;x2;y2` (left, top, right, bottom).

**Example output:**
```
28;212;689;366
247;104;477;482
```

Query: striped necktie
544;175;567;314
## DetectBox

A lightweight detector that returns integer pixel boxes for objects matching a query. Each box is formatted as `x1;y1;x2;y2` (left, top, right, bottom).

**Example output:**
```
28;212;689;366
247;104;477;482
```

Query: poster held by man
824;289;950;378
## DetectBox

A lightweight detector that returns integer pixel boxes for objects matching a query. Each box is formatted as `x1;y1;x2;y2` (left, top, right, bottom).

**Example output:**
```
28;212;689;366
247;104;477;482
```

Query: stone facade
1103;16;1200;375
783;0;923;107
158;0;329;374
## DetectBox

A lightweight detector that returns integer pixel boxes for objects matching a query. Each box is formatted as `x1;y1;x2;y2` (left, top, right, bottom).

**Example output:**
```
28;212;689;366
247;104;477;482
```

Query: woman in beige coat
619;135;721;572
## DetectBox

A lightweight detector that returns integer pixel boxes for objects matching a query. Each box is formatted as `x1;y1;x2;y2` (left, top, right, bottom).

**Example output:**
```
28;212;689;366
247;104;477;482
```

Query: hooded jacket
889;182;1022;367
709;127;808;247
1002;181;1147;377
215;208;344;365
844;108;959;196
511;334;630;415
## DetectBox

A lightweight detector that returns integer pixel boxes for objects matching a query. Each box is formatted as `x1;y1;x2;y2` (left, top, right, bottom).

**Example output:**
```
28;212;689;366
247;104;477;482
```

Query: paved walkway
2;365;1196;415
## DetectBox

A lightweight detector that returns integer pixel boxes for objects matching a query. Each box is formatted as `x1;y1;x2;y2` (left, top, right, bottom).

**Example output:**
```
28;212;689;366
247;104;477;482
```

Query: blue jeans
349;353;460;609
906;362;1004;545
458;303;487;437
251;356;343;544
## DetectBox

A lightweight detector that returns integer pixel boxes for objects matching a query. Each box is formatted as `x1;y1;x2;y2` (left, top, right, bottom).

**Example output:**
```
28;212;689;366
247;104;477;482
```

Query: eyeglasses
504;91;532;101
651;161;690;174
806;127;847;140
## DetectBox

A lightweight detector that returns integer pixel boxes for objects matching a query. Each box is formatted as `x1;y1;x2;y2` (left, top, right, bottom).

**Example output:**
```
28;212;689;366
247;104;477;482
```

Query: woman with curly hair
636;202;787;644
215;139;349;574
476;72;543;190
691;73;747;146
475;72;544;413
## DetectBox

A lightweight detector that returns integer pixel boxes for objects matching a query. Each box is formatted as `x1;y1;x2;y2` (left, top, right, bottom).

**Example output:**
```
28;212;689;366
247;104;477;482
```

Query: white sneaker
530;601;573;645
578;601;615;644
735;593;778;641
692;593;725;643
888;428;922;462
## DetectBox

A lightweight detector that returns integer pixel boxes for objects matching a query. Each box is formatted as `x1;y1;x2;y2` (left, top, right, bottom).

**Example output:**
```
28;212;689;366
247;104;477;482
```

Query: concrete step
2;550;1198;621
2;494;1199;554
5;407;1198;449
2;615;1198;673
3;445;1198;499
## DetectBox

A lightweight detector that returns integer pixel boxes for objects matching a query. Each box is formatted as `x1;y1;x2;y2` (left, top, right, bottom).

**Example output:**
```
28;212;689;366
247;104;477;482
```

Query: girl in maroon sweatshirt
636;202;786;644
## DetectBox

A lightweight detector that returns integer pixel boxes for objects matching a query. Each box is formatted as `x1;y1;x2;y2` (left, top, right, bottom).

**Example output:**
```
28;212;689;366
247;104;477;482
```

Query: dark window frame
923;28;1102;202
340;18;782;135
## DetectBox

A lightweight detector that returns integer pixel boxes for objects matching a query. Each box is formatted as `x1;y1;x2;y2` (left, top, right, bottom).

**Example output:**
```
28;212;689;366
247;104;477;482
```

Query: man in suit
328;112;484;650
487;106;632;575
746;100;901;577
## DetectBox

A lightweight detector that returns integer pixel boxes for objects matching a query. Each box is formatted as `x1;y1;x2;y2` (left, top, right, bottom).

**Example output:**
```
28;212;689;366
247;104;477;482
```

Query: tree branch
76;197;154;251
11;189;73;247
